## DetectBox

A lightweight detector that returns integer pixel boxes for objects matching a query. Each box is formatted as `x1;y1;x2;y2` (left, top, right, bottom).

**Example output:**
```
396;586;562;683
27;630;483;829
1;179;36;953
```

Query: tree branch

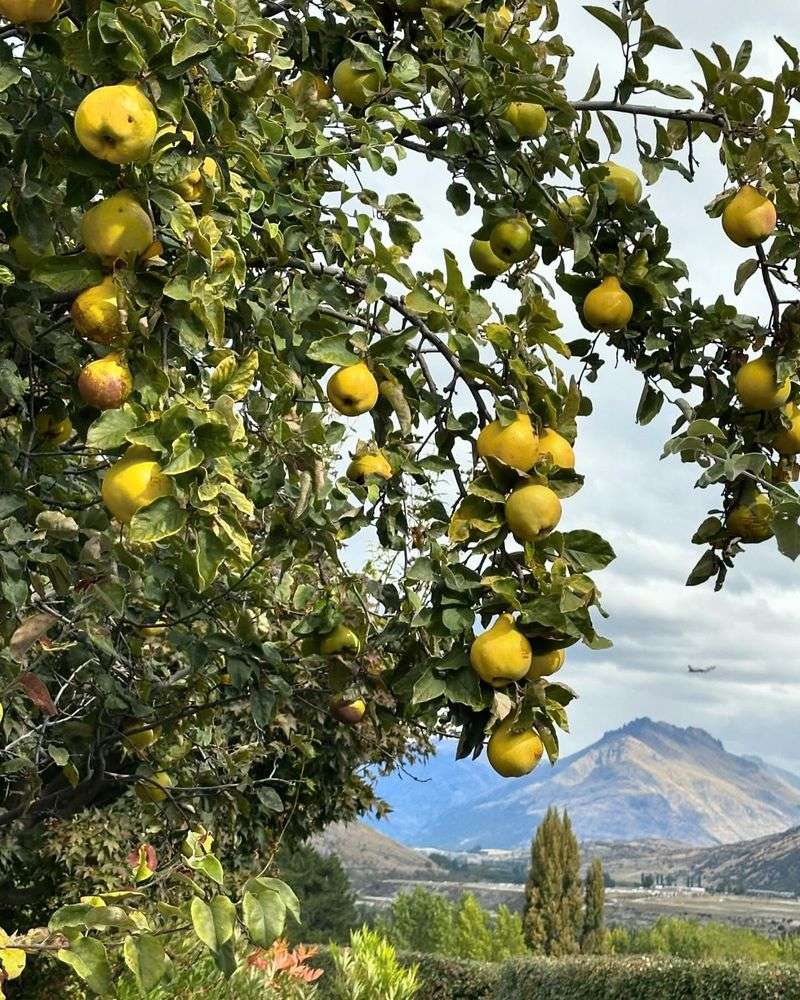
286;256;491;424
572;100;725;127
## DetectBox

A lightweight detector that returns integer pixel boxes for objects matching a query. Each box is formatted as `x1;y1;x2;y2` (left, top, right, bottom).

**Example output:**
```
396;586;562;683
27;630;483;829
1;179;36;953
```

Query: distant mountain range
367;718;800;849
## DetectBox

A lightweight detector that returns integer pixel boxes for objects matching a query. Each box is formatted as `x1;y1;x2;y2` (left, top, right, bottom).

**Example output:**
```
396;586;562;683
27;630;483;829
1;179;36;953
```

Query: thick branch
572;100;725;127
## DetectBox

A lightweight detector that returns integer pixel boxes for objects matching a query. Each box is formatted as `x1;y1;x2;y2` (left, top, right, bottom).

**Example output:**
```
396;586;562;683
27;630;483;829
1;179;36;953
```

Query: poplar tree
581;857;607;954
523;807;583;955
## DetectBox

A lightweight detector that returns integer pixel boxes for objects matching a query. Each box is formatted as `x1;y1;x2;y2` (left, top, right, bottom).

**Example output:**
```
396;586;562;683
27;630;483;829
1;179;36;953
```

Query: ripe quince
71;276;124;345
327;362;379;416
582;276;633;330
82;192;154;263
102;447;172;524
77;352;133;410
722;186;777;248
75;83;158;165
487;715;544;777
735;355;790;411
477;412;539;471
505;483;562;542
470;613;532;687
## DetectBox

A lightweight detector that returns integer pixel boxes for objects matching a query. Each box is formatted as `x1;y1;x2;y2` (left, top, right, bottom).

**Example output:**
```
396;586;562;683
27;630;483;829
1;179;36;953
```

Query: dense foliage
2;0;800;989
375;886;526;961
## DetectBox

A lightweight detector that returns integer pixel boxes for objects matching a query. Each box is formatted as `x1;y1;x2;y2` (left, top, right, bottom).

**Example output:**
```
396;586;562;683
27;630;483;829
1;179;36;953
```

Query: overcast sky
354;3;800;770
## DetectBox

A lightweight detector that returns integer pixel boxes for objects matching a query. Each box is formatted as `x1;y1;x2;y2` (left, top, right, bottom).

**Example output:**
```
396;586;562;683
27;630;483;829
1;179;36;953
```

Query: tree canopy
1;0;799;991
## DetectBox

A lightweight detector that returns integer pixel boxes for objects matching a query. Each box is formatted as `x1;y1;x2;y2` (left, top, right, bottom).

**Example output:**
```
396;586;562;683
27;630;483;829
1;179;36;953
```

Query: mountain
368;718;800;850
311;822;445;889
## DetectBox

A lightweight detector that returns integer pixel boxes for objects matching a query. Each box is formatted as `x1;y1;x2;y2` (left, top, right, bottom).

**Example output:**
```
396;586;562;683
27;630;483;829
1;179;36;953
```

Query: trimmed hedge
309;948;800;1000
402;952;501;1000
496;955;800;1000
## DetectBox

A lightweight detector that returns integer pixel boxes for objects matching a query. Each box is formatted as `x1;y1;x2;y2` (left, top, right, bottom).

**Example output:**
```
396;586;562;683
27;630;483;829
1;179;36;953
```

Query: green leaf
404;284;444;314
86;406;141;450
209;895;236;944
640;24;682;49
191;897;218;951
31;253;104;293
306;334;359;366
196;525;228;590
242;879;287;946
558;530;616;571
129;497;186;543
686;549;720;587
56;937;113;995
734;258;759;295
583;5;628;44
172;18;217;64
123;934;167;992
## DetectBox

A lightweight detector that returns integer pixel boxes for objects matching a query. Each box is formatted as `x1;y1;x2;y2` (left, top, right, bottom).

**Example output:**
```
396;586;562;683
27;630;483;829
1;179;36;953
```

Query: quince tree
0;0;798;990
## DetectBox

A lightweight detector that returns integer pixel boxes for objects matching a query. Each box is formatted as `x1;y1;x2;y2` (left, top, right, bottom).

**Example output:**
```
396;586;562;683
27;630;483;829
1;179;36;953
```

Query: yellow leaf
0;945;26;980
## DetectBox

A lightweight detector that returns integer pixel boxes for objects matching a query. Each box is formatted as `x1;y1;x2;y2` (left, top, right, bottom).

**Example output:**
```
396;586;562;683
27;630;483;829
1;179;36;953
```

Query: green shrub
608;917;790;962
378;887;526;962
494;955;800;1000
326;927;420;1000
313;947;499;1000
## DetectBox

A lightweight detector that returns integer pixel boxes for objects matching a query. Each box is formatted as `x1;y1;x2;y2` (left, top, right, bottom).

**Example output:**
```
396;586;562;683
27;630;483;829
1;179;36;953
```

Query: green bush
609;916;795;963
377;887;526;961
401;953;501;1000
325;927;420;1000
313;947;499;1000
494;955;800;1000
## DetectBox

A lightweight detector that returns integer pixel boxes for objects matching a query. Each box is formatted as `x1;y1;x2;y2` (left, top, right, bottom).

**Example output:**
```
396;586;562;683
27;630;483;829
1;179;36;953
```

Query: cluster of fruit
34;82;221;525
469;414;574;777
471;161;640;332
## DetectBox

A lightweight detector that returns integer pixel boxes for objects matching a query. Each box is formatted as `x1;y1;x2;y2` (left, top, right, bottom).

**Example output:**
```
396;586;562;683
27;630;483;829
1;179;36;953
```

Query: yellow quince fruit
347;451;393;481
582;276;633;330
505;483;562;542
319;624;361;656
75;83;158;165
0;0;59;22
735;355;791;411
773;403;800;456
327;362;379;416
71;276;124;345
102;447;172;524
726;490;773;544
722;185;777;248
173;157;218;202
77;352;133;410
602;161;642;206
34;410;72;446
487;715;544;777
477;412;539;471
81;192;154;263
526;645;565;680
330;696;367;724
502;101;548;139
537;428;575;469
470;613;532;687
